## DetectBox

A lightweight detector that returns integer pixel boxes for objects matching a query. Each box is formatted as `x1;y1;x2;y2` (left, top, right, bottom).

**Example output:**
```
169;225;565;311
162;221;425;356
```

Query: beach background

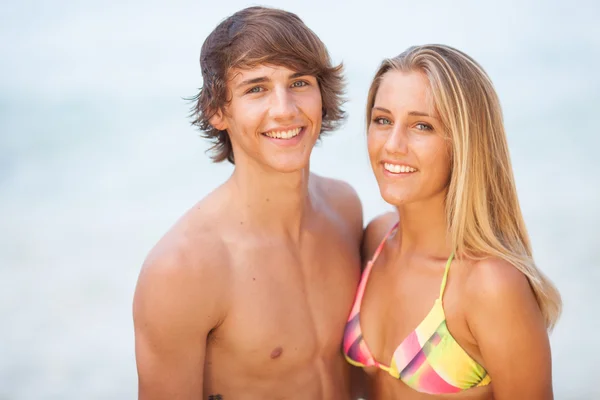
1;0;598;398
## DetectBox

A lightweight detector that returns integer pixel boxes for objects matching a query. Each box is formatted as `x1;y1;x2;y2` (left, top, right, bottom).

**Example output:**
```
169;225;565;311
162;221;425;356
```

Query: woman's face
368;70;452;207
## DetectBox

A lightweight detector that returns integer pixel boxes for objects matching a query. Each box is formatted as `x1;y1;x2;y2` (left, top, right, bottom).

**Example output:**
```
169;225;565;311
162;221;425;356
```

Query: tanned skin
133;64;363;399
357;71;552;399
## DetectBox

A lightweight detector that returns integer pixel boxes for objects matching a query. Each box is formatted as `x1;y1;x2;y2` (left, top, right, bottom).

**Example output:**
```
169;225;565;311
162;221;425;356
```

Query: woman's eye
373;117;392;125
415;122;433;131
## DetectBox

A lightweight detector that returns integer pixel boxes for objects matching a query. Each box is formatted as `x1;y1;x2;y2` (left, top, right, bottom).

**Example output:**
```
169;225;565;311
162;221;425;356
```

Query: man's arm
133;238;228;400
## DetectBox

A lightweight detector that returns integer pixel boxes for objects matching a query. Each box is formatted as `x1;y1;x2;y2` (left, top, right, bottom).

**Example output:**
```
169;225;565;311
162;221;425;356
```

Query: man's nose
269;87;297;120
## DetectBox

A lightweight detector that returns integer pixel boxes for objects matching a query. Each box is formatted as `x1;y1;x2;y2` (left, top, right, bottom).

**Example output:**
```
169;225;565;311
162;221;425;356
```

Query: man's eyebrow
236;76;270;88
289;72;311;79
235;72;313;89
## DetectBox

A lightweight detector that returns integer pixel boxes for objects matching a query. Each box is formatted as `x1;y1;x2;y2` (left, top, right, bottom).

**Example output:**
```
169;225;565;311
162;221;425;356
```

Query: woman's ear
209;109;227;131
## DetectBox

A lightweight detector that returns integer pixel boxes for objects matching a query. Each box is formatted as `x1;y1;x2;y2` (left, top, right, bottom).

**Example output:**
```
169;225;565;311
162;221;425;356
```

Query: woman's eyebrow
372;106;392;113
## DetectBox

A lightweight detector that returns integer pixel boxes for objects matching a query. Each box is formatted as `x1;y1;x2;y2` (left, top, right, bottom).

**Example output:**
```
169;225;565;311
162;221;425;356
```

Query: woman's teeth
264;127;302;139
384;163;417;173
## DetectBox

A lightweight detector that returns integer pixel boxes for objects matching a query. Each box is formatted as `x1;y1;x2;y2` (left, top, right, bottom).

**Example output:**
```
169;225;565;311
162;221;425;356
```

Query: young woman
344;45;561;399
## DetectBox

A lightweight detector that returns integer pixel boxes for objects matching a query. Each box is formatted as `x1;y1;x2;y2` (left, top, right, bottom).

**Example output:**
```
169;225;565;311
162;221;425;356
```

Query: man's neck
225;162;313;241
395;192;452;259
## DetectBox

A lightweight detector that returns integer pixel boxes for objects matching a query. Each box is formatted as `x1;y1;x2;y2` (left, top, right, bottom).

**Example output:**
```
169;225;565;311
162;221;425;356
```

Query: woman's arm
466;258;553;400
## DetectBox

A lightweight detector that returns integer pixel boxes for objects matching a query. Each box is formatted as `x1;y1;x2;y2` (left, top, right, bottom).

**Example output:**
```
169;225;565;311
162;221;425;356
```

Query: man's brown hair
190;6;345;164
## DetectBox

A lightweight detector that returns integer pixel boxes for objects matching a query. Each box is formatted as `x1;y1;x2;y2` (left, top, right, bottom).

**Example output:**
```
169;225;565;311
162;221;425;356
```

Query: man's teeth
264;127;302;139
384;163;417;173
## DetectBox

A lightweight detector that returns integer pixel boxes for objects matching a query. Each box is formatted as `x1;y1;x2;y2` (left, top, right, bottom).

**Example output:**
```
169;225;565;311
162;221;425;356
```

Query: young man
133;7;363;399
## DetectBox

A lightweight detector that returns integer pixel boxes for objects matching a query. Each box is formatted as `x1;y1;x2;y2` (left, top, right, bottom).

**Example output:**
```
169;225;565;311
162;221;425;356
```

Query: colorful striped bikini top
343;223;491;394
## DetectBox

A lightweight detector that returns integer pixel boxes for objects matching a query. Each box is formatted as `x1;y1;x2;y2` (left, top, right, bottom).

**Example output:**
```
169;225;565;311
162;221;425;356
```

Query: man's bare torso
158;174;362;399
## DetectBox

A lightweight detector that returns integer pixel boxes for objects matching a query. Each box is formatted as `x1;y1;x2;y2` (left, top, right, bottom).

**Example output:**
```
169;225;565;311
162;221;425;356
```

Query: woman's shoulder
464;257;532;301
362;211;399;262
463;256;540;327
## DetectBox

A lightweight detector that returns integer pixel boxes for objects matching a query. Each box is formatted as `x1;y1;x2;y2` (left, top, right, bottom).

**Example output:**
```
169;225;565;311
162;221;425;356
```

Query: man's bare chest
212;231;360;370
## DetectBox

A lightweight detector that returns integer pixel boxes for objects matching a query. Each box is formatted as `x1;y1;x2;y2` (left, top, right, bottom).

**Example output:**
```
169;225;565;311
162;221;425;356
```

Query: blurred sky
1;0;599;399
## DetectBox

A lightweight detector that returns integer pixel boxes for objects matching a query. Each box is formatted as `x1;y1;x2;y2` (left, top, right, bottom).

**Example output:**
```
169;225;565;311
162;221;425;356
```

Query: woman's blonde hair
366;44;561;329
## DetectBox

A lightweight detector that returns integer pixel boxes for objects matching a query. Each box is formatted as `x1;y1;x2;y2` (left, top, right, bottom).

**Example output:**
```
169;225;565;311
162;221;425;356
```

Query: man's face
211;64;323;172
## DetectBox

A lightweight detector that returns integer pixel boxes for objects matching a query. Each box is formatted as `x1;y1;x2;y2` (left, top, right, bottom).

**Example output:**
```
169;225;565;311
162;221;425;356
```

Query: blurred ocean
1;0;599;399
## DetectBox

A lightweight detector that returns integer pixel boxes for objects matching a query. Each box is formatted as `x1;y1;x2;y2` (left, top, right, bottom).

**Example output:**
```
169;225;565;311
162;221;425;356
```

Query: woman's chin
380;190;410;207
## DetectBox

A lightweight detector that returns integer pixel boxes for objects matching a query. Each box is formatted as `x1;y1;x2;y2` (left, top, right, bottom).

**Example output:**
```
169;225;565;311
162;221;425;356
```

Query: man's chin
264;154;312;174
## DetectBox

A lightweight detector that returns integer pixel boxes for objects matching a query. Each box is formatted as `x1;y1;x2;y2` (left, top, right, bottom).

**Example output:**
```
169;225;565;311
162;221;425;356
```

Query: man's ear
209;109;228;131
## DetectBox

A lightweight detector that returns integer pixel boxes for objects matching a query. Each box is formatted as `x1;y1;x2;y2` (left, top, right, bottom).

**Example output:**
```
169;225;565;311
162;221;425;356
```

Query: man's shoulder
311;173;363;237
133;205;232;358
312;173;357;194
139;196;232;295
134;204;232;326
311;173;361;214
144;226;225;278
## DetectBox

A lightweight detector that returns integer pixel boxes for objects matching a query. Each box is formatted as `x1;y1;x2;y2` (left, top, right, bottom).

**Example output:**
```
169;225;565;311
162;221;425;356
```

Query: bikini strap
369;221;399;264
351;221;400;312
438;252;455;299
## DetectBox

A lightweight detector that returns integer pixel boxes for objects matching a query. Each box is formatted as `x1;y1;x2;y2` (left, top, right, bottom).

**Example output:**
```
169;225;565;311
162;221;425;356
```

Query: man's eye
291;81;308;88
247;86;264;94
